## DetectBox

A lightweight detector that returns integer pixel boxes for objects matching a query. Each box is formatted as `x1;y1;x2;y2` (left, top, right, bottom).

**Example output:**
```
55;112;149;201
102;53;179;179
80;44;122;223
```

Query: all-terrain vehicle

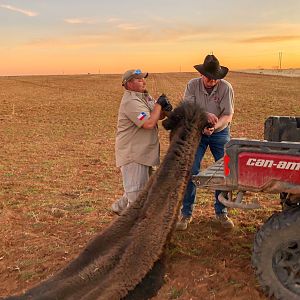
193;116;300;300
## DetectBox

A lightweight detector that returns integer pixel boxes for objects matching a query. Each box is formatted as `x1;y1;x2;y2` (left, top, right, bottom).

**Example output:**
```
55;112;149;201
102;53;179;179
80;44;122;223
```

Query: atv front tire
252;207;300;300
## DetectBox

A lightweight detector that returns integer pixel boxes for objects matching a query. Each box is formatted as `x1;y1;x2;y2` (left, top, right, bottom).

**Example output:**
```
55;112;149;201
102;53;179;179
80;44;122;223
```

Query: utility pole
179;64;181;72
278;52;283;71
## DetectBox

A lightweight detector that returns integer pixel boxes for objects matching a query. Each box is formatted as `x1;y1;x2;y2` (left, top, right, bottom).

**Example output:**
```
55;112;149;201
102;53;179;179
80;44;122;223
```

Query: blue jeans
181;127;230;217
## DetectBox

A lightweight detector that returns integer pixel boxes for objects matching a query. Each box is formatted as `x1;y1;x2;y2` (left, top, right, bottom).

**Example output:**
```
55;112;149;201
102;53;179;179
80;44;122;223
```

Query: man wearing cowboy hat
112;69;172;215
176;54;234;230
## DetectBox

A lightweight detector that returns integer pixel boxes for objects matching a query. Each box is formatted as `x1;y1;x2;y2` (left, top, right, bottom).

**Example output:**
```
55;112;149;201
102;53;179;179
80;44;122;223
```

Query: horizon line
1;68;300;78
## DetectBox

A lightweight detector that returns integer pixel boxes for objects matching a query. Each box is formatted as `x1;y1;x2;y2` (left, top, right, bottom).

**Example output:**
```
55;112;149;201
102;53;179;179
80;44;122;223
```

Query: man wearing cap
111;69;172;214
176;54;234;230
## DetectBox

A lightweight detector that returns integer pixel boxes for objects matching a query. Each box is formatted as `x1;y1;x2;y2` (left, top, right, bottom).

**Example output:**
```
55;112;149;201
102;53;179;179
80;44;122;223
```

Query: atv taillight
224;154;230;176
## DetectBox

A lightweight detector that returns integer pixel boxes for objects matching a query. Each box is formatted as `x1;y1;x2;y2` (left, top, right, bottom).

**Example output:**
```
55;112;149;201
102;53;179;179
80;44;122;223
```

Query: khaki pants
112;162;152;213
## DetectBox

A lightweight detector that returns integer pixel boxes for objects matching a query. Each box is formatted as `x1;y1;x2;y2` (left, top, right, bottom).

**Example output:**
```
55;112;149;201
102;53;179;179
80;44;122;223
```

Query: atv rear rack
193;159;261;210
193;158;227;190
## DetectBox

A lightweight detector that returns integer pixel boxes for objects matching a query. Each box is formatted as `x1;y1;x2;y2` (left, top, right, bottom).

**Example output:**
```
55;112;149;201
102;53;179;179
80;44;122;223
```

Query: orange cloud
0;4;38;16
240;35;300;43
116;23;143;30
64;18;98;24
20;23;211;49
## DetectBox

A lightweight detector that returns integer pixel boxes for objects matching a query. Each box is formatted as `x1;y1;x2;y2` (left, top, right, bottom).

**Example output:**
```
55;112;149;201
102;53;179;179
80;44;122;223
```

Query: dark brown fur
4;100;207;300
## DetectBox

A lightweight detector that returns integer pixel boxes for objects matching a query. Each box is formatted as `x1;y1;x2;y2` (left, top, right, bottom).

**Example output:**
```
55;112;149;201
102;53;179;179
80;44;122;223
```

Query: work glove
156;94;173;112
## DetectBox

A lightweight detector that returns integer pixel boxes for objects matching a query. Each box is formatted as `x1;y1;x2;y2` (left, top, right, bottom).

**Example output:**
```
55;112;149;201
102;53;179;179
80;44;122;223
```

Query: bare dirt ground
0;72;299;299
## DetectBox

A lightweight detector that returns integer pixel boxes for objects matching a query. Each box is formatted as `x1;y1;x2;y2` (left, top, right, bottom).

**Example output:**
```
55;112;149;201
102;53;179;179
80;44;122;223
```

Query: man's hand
202;120;215;136
206;112;218;125
202;126;215;136
156;94;173;112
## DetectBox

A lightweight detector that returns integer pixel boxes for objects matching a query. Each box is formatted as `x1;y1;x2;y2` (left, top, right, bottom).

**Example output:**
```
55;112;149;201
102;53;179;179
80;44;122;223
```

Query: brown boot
111;197;128;215
176;215;193;231
216;214;234;229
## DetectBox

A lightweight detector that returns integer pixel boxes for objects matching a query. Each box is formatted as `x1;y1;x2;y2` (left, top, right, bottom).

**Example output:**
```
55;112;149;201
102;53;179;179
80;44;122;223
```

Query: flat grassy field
0;72;299;299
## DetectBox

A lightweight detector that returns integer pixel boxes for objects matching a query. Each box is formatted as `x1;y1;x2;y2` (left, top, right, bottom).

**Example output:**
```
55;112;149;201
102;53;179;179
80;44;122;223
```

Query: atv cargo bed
194;138;300;194
193;158;230;191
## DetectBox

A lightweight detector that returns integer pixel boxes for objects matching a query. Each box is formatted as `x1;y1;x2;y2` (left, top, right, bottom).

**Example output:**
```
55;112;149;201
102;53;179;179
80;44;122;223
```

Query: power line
278;52;283;70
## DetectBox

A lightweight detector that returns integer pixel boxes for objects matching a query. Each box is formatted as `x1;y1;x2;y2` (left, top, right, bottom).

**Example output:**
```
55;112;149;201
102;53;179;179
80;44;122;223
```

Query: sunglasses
133;69;142;75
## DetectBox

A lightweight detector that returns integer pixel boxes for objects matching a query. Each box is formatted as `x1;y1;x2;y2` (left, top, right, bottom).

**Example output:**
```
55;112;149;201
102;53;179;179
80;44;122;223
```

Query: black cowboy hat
194;55;228;80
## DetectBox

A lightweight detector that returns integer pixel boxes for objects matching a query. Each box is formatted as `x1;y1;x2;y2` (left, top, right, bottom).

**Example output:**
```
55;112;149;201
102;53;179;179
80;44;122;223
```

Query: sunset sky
1;0;300;75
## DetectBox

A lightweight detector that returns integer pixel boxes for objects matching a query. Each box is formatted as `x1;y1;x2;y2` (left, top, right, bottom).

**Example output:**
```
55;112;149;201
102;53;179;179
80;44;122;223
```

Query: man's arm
207;112;218;125
143;94;173;128
203;113;233;136
214;113;233;131
159;111;167;120
142;104;163;129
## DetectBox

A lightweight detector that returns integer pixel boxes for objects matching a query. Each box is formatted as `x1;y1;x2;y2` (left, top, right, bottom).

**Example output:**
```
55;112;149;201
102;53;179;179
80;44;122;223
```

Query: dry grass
0;72;299;299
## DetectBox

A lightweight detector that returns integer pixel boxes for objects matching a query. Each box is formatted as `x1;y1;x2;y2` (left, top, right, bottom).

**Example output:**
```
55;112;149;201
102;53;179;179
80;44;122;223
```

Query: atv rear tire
252;207;300;300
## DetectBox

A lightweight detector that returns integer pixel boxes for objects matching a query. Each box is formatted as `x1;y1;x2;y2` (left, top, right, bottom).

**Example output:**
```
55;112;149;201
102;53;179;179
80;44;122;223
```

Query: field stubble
0;72;299;299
